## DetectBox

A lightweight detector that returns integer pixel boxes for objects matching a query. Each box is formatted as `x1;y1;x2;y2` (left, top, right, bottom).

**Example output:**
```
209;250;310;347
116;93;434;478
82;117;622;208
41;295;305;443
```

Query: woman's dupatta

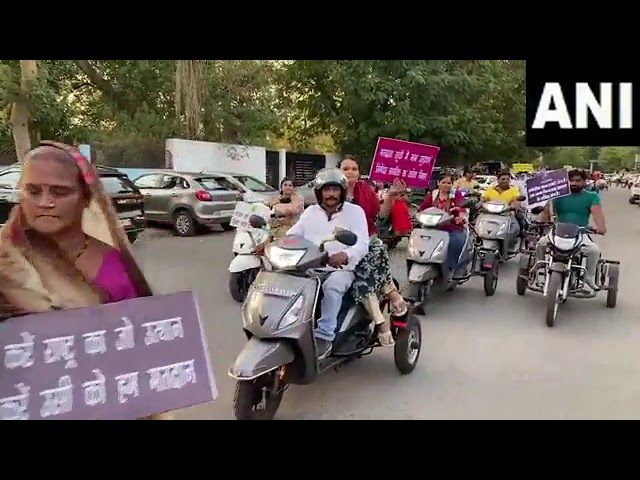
0;142;170;420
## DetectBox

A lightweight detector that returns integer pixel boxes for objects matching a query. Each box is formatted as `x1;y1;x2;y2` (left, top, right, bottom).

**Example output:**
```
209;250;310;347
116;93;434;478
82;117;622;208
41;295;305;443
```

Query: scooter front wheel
228;269;258;303
394;315;422;375
233;372;285;420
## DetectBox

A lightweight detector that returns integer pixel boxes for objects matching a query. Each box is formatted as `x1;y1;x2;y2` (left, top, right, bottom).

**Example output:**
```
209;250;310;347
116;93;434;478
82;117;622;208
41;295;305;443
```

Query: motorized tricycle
229;215;422;420
516;222;620;327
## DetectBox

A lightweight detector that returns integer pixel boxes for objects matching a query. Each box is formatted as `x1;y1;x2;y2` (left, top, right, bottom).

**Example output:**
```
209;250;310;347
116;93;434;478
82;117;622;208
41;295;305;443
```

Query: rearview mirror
334;229;357;247
516;195;526;202
530;206;545;215
249;214;267;229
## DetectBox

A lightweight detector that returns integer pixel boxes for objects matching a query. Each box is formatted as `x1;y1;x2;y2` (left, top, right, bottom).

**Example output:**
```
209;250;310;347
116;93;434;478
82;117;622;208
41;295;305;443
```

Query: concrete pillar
279;148;287;182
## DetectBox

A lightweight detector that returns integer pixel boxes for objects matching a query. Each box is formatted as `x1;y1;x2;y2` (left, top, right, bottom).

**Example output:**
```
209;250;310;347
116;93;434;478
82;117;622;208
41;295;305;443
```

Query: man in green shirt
537;169;607;293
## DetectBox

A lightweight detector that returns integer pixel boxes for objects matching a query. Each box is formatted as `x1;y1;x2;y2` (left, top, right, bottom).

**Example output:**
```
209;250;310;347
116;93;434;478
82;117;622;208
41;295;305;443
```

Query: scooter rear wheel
233;373;284;420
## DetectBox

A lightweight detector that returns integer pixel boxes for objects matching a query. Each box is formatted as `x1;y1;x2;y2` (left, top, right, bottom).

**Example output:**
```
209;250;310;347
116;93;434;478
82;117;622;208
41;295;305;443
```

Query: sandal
377;322;395;347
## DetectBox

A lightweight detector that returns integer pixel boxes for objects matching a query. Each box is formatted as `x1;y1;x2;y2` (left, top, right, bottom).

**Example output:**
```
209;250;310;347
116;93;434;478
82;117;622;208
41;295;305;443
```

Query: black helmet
313;168;348;205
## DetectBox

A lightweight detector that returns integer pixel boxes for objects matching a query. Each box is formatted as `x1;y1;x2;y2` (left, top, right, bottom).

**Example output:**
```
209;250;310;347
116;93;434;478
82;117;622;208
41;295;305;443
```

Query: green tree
598;146;638;171
279;60;529;165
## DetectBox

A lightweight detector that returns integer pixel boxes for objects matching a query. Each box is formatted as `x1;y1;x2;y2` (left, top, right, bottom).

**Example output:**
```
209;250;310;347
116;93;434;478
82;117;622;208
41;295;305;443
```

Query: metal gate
286;152;326;186
265;150;280;188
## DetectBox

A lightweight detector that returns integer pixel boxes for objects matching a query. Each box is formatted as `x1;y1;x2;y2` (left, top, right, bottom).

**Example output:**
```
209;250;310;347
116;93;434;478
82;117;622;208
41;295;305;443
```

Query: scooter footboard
229;337;295;381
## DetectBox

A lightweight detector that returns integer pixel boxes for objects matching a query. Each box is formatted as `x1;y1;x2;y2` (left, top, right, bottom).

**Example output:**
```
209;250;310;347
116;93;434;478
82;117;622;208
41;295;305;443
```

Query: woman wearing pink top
0;141;167;419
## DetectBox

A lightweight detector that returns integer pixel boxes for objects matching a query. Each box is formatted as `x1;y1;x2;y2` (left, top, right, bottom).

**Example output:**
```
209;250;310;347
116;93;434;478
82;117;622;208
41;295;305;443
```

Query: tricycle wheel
516;271;527;296
233;371;284;420
393;315;422;375
483;265;498;296
606;265;619;309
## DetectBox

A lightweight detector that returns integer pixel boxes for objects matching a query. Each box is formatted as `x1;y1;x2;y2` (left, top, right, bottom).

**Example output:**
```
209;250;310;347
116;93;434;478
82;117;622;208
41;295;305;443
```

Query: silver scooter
229;215;422;420
473;197;525;263
405;204;478;312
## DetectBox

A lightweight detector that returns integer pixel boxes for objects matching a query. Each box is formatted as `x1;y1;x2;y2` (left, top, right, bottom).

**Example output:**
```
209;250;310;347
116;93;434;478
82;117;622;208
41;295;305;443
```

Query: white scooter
228;222;271;303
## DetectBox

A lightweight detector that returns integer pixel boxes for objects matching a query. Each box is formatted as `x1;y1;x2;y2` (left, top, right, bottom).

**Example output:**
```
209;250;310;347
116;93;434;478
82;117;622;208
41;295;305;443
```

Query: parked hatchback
203;171;278;204
0;164;145;243
133;170;242;236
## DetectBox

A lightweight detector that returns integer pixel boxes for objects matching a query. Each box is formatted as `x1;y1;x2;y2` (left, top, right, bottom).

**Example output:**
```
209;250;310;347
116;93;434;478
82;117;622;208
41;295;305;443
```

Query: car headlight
484;203;506;214
417;212;442;227
266;246;305;269
278;296;304;329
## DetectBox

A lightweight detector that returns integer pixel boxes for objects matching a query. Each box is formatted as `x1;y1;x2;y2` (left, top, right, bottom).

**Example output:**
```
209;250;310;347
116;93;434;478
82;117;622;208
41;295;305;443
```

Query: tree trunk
11;60;38;162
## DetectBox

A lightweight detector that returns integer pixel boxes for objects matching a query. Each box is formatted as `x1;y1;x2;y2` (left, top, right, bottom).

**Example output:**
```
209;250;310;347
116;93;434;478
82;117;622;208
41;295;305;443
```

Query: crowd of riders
264;158;608;358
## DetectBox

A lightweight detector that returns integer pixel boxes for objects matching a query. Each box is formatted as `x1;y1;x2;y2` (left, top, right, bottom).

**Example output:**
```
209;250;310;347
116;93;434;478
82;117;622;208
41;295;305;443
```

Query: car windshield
232;175;276;193
100;175;136;195
196;177;229;191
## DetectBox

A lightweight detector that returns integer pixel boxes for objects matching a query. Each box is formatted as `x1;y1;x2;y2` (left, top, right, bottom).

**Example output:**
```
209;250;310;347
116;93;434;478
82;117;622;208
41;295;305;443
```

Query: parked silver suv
133;170;242;236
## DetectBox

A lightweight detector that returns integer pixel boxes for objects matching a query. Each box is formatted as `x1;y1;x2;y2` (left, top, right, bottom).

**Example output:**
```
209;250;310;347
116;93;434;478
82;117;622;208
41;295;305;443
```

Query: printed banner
512;163;535;173
525;169;571;207
369;137;440;189
0;291;217;420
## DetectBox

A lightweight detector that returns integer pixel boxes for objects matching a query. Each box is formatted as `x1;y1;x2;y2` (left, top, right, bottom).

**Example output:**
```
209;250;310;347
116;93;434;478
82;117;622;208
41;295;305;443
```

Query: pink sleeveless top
93;249;139;303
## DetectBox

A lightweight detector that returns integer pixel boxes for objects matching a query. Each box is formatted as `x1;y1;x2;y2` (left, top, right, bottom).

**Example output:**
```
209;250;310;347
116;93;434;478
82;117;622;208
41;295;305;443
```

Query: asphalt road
132;187;640;420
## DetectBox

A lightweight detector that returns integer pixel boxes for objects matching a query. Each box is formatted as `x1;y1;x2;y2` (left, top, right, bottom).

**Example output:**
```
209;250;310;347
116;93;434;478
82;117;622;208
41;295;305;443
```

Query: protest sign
369;137;440;189
512;163;535;173
0;291;217;420
525;169;570;207
230;201;272;231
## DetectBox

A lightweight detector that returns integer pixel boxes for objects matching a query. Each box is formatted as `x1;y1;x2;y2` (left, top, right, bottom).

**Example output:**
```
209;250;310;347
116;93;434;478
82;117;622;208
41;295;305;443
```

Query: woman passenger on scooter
0;141;169;420
417;172;467;280
268;177;304;239
339;156;408;346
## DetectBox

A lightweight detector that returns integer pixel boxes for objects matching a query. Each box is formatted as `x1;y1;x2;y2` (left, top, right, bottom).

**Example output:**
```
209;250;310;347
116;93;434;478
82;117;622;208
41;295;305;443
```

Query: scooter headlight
484;203;507;214
432;240;445;258
278;296;304;329
417;212;442;227
266;246;305;269
551;236;576;251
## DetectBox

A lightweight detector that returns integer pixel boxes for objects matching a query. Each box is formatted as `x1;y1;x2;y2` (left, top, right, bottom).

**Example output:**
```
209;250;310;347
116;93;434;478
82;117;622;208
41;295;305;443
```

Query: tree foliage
0;59;537;165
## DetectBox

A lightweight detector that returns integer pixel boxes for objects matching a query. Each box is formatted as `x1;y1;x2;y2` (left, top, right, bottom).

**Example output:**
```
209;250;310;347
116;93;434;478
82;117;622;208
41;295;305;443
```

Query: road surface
133;187;639;419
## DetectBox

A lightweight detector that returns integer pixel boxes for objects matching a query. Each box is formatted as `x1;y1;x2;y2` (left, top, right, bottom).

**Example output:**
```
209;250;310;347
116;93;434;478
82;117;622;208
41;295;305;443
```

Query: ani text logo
531;82;632;130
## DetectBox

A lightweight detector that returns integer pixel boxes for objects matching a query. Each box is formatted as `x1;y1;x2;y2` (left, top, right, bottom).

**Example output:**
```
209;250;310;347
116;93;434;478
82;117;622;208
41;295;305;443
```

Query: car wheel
173;210;196;237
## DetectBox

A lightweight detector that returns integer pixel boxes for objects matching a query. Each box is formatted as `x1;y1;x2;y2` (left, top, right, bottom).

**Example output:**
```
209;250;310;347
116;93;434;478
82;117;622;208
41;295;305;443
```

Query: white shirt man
287;201;370;355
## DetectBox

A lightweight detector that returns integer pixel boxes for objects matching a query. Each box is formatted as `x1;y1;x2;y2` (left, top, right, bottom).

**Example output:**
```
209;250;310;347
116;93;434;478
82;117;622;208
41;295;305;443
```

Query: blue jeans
315;270;355;341
447;229;466;271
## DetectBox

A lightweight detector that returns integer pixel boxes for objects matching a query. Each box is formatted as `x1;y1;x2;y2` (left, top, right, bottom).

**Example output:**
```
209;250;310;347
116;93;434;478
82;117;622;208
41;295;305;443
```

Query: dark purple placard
0;291;217;420
525;169;571;206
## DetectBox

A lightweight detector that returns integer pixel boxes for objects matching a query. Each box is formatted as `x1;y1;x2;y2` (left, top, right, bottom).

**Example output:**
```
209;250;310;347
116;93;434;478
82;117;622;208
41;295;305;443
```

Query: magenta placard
369;137;441;189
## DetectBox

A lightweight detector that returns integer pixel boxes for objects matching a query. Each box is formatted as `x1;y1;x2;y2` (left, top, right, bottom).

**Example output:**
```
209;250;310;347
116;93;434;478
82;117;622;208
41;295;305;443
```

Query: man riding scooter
536;169;607;294
286;169;370;359
481;169;525;245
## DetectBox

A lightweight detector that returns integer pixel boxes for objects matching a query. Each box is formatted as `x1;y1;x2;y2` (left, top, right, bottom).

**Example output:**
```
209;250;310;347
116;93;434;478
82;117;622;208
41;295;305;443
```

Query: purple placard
368;137;441;189
525;169;571;206
0;291;217;420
